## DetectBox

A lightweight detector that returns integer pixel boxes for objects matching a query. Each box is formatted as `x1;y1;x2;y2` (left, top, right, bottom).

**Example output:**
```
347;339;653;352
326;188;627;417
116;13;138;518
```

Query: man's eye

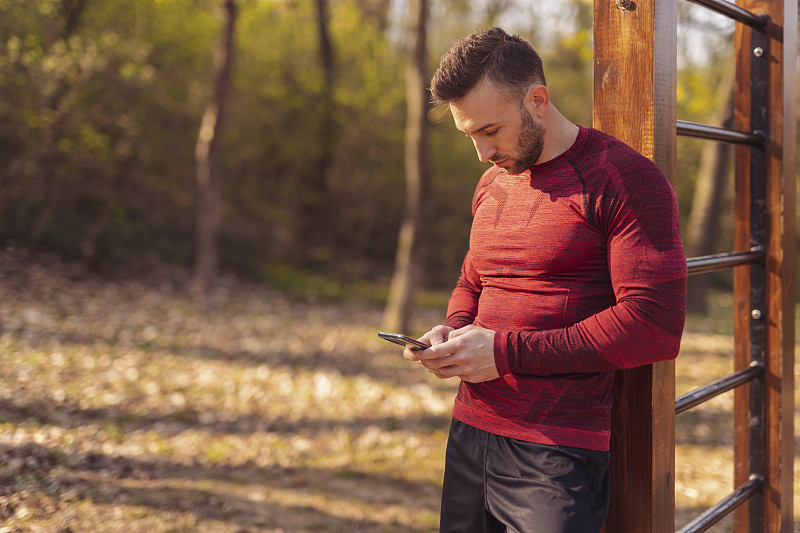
485;129;498;136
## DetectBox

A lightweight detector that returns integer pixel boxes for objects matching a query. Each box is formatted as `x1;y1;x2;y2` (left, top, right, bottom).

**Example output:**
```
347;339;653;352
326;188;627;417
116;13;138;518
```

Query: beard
491;106;545;175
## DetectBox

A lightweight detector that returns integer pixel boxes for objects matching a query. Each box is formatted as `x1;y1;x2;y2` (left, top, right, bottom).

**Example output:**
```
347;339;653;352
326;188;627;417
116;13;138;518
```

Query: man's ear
524;84;549;118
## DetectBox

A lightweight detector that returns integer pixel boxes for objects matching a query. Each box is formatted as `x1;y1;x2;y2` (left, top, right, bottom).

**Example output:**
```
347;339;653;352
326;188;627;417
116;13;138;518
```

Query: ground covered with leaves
0;247;797;532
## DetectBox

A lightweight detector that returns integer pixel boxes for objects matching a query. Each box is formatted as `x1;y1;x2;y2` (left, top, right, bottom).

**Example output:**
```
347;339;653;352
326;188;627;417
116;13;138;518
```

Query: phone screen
378;332;430;350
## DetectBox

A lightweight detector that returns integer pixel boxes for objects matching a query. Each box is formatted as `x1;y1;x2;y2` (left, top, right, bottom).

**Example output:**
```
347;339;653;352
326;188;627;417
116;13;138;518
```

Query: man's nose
473;138;496;163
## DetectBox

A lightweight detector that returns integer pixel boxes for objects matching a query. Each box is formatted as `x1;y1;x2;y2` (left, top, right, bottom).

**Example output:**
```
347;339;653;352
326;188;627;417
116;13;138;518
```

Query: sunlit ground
676;290;800;533
0;248;797;532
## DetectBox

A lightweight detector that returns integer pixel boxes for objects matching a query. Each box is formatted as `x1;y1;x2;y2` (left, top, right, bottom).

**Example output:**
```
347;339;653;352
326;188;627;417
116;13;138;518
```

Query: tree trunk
354;0;392;30
685;71;735;313
382;0;429;333
304;0;336;246
194;0;237;306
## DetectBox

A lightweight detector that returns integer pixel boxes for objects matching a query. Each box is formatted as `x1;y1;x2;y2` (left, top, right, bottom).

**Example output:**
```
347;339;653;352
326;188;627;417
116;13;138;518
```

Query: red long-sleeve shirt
445;126;687;451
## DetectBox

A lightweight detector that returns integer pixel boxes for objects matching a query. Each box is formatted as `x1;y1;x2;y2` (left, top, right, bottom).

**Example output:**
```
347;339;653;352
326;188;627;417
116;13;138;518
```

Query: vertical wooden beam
732;18;753;528
593;1;677;532
733;0;796;532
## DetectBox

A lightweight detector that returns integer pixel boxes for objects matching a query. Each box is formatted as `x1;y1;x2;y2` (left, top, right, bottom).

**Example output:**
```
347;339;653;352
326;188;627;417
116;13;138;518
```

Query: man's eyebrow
458;122;499;136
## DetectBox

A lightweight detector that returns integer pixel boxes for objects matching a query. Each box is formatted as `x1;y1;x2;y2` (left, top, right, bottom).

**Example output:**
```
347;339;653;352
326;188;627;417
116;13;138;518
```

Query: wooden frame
593;0;795;531
732;1;796;532
594;0;677;531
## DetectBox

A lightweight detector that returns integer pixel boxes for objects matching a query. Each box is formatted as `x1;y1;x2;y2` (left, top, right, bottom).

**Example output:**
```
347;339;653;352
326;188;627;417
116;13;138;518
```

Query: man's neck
539;108;580;164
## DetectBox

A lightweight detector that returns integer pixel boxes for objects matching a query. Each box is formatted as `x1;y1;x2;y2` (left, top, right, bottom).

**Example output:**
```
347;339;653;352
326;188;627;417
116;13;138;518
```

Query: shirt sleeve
495;164;687;376
445;249;482;330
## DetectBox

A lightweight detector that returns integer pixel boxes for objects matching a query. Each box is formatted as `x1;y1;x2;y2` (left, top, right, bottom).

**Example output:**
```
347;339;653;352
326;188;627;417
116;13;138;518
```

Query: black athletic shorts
439;418;610;533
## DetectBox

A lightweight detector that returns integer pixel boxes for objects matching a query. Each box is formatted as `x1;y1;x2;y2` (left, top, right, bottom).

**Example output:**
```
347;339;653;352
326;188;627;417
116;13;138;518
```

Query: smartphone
378;331;431;350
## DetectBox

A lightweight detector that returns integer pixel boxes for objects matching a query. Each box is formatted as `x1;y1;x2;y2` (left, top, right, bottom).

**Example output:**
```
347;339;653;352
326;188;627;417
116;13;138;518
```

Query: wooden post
733;0;796;532
593;0;677;532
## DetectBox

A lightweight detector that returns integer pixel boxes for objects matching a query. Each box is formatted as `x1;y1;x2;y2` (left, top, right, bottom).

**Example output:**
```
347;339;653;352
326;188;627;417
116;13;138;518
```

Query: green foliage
0;0;216;265
0;0;483;287
674;10;735;246
260;262;386;303
540;0;593;128
1;0;741;294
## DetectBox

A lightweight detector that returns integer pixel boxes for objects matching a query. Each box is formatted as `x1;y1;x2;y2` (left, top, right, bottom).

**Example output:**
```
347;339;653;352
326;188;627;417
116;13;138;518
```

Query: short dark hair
430;27;546;106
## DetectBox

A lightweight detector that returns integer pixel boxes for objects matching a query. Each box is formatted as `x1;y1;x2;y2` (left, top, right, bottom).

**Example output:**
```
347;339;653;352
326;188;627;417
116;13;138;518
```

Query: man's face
450;78;545;175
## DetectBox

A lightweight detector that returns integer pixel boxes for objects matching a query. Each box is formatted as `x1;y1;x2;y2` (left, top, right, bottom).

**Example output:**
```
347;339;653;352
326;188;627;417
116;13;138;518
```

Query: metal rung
686;249;764;275
684;0;767;29
676;477;763;533
677;120;766;145
676;364;763;415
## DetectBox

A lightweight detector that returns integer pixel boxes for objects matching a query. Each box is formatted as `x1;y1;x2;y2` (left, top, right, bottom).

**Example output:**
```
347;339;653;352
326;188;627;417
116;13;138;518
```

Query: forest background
4;0;796;309
0;0;798;531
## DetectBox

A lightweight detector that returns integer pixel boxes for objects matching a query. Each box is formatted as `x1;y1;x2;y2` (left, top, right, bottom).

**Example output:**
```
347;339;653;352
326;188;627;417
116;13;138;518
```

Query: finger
427;364;459;380
403;346;423;361
416;341;455;361
420;358;442;371
418;330;435;344
421;353;459;371
447;325;474;339
428;325;451;346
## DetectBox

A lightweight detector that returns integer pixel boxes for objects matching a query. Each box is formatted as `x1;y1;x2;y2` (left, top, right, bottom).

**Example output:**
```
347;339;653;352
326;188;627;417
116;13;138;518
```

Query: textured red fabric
445;126;687;451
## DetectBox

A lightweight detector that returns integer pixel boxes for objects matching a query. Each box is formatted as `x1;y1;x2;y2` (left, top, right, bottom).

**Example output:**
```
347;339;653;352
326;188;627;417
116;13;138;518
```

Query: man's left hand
414;325;500;383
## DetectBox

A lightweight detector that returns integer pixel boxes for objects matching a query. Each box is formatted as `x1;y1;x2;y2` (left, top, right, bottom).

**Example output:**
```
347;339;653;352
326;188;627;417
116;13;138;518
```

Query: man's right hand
403;325;454;362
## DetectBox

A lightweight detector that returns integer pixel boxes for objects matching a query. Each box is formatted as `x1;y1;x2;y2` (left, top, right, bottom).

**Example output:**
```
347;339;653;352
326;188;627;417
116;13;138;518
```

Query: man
404;27;687;533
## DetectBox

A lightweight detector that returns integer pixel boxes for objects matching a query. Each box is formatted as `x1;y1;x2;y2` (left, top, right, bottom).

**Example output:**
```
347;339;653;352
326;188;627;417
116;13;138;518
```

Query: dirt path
0;248;453;532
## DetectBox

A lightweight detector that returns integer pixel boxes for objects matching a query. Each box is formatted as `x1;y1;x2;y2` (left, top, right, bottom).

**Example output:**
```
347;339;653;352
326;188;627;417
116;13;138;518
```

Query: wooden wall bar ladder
594;0;795;531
